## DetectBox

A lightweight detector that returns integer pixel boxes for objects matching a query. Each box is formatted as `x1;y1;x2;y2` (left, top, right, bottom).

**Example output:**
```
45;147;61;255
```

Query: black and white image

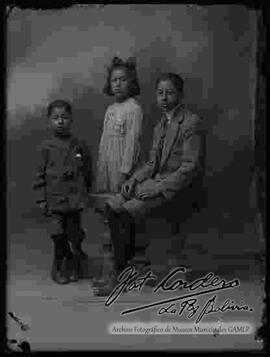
6;3;266;352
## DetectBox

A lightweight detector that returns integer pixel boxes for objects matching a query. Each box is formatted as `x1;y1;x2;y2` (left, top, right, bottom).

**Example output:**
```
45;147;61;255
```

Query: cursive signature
105;267;157;306
103;266;245;322
157;294;253;323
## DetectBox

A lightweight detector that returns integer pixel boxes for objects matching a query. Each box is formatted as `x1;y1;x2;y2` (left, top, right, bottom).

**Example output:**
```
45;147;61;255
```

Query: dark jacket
133;105;205;201
33;135;92;213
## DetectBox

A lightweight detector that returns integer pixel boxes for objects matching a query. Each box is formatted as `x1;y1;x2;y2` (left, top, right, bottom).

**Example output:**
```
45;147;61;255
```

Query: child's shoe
54;270;69;284
69;255;80;282
52;257;69;284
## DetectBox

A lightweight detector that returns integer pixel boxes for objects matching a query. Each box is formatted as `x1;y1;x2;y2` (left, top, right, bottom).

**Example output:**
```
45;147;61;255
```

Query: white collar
165;103;181;124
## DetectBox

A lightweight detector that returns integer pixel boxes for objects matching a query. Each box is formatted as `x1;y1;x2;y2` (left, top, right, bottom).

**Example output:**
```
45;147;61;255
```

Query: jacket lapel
160;105;185;167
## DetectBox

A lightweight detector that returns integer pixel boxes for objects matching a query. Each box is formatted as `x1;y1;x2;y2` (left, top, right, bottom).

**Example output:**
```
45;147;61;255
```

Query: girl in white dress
95;57;143;193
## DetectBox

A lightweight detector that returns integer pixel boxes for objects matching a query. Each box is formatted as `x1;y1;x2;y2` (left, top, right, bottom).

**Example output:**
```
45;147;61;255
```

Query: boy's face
156;79;181;113
49;106;72;136
110;67;129;102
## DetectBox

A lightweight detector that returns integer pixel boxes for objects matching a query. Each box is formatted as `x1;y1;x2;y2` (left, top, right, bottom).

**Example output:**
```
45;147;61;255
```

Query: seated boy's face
156;80;181;113
49;106;72;136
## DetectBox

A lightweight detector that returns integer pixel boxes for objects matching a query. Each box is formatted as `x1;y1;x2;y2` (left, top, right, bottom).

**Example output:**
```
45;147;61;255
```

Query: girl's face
110;67;130;102
49;106;72;136
156;79;181;113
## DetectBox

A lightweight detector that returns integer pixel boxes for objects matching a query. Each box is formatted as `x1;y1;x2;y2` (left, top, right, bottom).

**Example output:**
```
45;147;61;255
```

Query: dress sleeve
120;104;143;176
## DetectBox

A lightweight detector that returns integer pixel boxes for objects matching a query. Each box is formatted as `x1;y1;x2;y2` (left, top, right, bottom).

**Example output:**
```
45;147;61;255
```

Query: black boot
51;235;69;285
69;254;80;282
71;232;88;279
67;241;86;281
54;258;69;284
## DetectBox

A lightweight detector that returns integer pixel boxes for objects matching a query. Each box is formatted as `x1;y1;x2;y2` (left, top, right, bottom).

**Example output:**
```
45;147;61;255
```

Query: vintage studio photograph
5;3;266;352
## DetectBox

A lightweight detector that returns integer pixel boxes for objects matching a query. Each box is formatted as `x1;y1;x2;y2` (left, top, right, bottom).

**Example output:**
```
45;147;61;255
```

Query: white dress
95;97;143;193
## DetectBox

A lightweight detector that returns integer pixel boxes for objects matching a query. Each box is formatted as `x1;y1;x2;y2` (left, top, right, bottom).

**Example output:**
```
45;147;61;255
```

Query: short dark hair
47;100;72;117
155;73;184;94
103;56;140;97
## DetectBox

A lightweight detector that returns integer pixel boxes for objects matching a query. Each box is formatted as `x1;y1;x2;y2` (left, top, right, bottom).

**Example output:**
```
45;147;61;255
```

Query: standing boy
33;100;92;284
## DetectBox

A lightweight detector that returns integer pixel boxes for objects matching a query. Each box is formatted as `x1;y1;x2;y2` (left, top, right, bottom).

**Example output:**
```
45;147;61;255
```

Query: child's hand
38;201;47;210
121;177;137;199
37;200;50;216
118;173;129;191
134;180;161;200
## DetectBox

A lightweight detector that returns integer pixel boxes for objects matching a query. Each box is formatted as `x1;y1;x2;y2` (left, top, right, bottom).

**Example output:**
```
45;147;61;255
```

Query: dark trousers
106;206;135;272
106;182;207;272
49;210;85;260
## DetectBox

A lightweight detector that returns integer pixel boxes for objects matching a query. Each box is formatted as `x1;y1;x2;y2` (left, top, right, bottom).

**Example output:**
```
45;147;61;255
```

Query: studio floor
6;208;265;351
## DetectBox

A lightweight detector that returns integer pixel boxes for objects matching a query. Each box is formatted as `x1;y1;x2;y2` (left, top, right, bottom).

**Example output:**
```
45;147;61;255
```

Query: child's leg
92;206;136;295
66;211;86;281
106;205;136;270
50;214;69;284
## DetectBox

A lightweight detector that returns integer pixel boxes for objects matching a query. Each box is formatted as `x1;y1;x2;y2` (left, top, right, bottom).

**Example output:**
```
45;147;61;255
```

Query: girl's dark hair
155;73;184;94
103;56;140;97
47;100;72;117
